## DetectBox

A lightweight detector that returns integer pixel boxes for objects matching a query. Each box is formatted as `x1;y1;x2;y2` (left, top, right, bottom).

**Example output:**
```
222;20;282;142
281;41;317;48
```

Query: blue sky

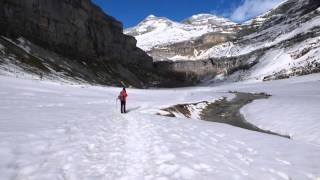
92;0;284;28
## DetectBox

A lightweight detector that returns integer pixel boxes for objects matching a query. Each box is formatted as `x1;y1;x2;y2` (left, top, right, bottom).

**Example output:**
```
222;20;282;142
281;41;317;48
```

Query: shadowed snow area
0;74;320;179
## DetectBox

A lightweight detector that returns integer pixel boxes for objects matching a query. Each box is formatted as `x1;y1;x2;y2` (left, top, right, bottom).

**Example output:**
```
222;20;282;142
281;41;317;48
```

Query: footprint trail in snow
0;76;320;180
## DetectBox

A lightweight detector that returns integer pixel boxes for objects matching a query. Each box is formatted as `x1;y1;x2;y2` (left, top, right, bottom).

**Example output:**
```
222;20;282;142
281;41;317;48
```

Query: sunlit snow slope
125;14;236;51
0;74;320;179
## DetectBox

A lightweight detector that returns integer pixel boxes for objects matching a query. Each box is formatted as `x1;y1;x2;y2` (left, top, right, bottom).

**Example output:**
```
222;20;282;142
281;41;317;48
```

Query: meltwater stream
160;92;290;139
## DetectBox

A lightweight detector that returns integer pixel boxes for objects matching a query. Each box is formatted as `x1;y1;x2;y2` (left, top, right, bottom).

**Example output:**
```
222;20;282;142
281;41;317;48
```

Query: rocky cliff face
0;0;163;87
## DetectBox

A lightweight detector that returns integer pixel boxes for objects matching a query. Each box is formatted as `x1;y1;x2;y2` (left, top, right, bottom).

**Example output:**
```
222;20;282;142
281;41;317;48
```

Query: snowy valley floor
0;74;320;180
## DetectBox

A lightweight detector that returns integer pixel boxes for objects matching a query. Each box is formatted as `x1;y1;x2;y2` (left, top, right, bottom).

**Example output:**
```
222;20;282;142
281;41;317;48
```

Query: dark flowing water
201;92;290;139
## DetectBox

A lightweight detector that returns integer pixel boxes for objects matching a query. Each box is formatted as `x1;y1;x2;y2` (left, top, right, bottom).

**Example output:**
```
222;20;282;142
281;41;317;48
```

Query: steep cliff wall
0;0;160;87
154;49;265;84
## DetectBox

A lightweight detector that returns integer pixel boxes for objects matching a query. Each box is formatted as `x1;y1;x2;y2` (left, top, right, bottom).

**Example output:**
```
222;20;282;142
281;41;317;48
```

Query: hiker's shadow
126;106;141;113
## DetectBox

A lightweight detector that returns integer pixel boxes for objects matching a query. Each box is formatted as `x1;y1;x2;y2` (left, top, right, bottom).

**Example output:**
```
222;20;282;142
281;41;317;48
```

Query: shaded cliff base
0;35;208;88
0;36;189;88
0;0;181;88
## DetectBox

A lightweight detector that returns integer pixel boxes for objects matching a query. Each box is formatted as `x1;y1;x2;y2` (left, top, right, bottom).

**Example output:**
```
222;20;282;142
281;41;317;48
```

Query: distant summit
182;14;236;26
146;14;156;19
125;13;236;51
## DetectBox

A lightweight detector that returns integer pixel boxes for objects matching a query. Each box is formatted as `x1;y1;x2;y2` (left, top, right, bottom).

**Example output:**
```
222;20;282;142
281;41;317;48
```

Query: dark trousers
121;101;126;113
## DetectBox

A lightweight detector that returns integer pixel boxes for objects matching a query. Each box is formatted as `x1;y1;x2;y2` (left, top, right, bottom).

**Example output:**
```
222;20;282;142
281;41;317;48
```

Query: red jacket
120;90;128;101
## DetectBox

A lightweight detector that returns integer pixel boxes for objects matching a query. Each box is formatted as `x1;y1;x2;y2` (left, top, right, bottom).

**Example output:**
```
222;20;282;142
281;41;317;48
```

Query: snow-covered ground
218;74;320;145
1;74;320;179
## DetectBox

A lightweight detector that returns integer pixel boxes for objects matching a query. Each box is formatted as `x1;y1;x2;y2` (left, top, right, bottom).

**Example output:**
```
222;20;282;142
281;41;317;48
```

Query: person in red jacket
118;87;128;113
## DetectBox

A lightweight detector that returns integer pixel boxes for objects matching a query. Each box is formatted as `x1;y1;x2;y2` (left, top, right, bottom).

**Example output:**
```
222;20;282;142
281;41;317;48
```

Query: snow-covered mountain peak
144;14;160;20
146;14;156;18
142;14;169;22
182;13;236;26
124;15;175;37
125;13;237;51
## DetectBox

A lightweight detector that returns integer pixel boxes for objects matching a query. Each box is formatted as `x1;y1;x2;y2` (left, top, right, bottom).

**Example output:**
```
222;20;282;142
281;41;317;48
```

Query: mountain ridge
127;0;320;84
125;13;237;51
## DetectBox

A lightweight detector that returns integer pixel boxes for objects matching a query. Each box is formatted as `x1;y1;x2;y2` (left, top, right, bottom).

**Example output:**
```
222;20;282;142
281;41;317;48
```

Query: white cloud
230;0;285;22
